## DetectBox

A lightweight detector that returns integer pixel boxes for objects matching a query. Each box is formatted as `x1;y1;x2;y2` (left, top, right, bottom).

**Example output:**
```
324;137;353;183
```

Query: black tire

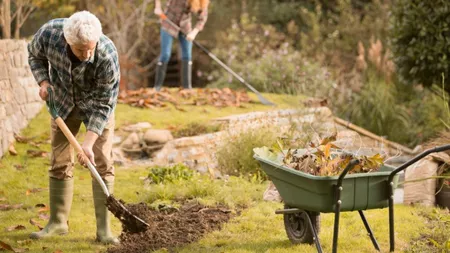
283;206;320;244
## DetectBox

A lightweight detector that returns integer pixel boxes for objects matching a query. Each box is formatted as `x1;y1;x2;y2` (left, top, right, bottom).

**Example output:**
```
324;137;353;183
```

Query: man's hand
77;145;95;167
77;131;99;167
39;80;51;101
186;28;199;41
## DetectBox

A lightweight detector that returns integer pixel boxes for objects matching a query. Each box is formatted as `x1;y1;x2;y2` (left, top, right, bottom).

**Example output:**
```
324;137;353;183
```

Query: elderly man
27;11;120;244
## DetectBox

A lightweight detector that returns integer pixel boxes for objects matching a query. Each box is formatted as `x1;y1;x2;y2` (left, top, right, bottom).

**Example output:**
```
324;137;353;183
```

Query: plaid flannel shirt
162;0;208;37
28;18;120;136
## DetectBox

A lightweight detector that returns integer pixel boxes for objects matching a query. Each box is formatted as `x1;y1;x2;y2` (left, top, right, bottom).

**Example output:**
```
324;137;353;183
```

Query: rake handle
53;117;111;197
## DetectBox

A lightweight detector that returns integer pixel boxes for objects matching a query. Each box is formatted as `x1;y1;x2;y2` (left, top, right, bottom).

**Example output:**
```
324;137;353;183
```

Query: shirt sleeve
87;51;120;135
194;8;208;31
28;24;50;86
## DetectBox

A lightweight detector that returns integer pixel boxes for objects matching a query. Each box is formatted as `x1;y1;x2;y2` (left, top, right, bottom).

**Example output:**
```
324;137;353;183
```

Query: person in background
153;0;209;90
27;11;120;244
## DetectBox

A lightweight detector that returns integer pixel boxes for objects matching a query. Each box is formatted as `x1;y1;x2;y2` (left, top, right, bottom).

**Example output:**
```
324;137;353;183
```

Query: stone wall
0;40;43;158
152;107;413;173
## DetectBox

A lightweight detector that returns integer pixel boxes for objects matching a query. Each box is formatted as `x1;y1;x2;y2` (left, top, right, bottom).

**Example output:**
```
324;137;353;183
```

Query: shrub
172;122;222;138
147;164;194;184
216;127;278;178
390;0;450;94
209;46;335;97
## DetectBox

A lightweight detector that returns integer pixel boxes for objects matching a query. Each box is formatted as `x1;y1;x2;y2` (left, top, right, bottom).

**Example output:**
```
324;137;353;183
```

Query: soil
107;201;233;253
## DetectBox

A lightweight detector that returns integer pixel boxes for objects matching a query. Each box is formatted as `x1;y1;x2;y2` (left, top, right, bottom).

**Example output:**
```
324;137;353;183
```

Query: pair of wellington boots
154;60;192;91
29;178;118;244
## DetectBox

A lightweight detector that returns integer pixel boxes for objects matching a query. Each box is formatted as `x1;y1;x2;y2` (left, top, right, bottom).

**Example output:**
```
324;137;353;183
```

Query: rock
120;132;140;150
122;122;152;132
112;148;126;166
143;129;173;145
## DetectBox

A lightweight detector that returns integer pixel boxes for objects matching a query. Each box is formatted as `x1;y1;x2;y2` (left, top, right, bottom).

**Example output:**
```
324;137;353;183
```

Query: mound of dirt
107;202;233;253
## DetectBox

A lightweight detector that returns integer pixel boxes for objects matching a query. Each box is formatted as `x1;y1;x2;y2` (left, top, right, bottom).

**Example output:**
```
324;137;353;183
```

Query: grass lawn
0;92;448;252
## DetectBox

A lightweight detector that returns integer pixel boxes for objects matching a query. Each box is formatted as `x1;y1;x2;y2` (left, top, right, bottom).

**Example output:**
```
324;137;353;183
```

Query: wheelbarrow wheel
283;206;320;244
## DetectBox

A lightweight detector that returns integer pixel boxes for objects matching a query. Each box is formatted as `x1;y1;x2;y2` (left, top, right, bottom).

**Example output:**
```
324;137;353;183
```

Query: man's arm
87;54;120;137
28;25;50;87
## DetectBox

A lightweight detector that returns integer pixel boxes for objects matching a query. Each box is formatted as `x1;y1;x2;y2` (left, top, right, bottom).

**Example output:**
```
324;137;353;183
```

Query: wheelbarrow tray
255;155;399;213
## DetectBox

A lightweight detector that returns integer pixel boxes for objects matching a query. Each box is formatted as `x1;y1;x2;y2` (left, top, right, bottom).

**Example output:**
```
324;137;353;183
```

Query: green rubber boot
92;180;119;244
30;178;73;239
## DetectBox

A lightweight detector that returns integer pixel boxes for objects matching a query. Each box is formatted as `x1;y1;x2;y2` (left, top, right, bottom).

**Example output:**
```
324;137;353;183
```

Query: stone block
0;105;6;120
0;63;9;80
14;53;22;67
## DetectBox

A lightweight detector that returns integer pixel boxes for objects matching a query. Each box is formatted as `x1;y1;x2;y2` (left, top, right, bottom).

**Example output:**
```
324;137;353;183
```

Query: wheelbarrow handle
46;87;111;197
388;144;450;182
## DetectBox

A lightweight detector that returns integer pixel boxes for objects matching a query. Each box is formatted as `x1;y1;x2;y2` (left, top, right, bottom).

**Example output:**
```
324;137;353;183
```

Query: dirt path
107;201;233;253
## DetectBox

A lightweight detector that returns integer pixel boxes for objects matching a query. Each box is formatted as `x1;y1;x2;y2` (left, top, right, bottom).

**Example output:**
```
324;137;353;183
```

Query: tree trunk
1;0;12;39
14;3;22;39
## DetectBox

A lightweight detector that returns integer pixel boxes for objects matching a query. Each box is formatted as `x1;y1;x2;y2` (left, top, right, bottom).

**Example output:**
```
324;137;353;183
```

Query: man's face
69;41;97;61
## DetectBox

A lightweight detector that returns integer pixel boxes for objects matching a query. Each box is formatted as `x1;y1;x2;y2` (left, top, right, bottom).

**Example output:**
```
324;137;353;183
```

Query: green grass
176;203;428;253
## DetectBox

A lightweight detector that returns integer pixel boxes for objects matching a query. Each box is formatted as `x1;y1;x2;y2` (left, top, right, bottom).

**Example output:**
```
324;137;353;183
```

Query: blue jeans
159;29;192;63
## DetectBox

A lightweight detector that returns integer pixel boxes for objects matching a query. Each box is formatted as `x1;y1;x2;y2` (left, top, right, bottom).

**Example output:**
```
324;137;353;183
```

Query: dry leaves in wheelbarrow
264;133;385;176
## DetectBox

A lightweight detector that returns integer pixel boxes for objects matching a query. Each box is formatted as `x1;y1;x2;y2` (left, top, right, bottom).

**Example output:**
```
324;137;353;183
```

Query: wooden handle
54;117;85;155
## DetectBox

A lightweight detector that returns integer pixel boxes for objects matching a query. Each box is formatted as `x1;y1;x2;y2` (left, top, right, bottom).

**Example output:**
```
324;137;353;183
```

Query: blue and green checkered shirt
28;18;120;135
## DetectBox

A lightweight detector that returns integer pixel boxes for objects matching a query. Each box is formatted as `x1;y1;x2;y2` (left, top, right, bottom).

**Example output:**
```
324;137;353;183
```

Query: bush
147;164;195;184
209;14;334;96
172;122;222;138
209;46;335;97
216;128;278;178
390;0;450;93
335;70;448;147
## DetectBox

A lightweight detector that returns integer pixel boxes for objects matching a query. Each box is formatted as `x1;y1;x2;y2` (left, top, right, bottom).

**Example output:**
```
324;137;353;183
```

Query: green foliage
216;128;278;179
209;14;334;96
172;122;222;138
336;70;448;147
406;208;450;252
147;164;194;184
390;0;450;92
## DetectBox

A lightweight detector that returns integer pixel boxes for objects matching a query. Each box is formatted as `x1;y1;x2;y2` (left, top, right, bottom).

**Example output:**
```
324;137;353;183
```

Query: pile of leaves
118;88;252;109
255;133;385;176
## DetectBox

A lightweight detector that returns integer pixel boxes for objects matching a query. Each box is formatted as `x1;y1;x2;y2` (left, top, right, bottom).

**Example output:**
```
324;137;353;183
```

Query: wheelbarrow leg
304;212;323;253
332;199;341;253
389;181;395;252
358;210;380;251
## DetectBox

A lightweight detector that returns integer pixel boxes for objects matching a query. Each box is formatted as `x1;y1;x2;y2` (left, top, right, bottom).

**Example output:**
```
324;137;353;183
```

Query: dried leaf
25;188;46;196
0;240;14;251
37;207;49;213
319;132;337;145
38;213;50;221
5;225;26;232
9;145;18;156
26;150;47;158
13;164;24;171
0;204;24;211
53;249;63;253
29;219;43;230
0;197;6;202
14;134;30;143
16;240;32;246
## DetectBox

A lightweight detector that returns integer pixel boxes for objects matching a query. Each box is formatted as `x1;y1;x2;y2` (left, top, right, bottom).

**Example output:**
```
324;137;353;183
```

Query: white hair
63;11;102;45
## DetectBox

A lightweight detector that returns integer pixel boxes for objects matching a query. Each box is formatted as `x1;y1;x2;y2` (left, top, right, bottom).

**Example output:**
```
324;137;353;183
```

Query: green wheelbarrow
254;144;450;253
